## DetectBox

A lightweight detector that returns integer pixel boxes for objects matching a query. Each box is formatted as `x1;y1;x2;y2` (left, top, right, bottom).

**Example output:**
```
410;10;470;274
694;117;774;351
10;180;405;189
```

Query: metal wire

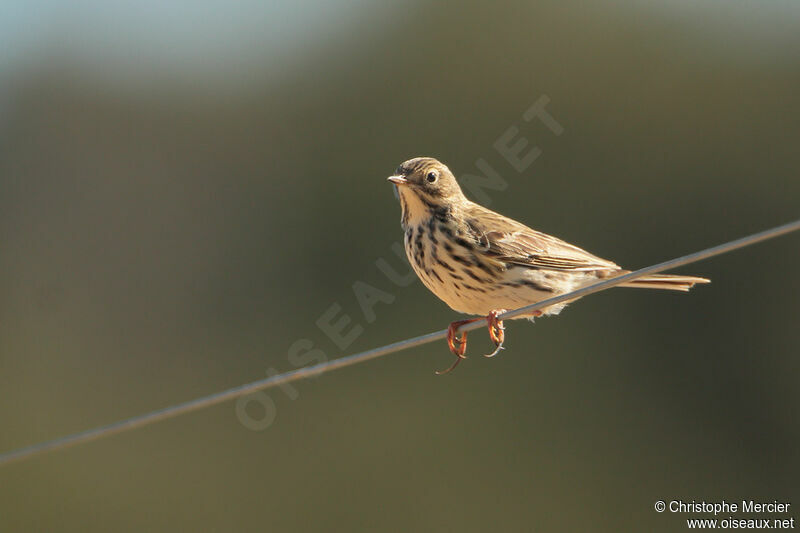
1;218;799;468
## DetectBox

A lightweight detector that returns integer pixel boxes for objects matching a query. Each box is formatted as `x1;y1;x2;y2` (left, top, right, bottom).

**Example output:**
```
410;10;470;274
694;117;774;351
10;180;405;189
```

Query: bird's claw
483;309;506;357
486;310;505;344
483;342;504;358
438;311;508;373
435;356;464;375
439;320;473;374
446;321;469;358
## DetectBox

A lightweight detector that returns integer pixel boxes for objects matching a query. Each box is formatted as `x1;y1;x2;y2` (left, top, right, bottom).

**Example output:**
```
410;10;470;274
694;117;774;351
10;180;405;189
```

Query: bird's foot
437;311;510;373
483;309;506;358
438;317;482;375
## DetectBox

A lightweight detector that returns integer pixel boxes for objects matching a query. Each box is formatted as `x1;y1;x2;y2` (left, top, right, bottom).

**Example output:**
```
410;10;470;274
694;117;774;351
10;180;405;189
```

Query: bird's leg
484;309;507;358
437;317;484;375
483;309;543;357
445;318;482;357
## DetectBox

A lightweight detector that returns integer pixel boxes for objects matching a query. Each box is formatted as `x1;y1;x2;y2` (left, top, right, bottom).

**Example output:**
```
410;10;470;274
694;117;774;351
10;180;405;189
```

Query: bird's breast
404;215;509;315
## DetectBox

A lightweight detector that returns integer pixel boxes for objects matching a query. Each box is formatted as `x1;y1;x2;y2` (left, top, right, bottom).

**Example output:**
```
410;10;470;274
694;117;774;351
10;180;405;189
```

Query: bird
387;156;710;374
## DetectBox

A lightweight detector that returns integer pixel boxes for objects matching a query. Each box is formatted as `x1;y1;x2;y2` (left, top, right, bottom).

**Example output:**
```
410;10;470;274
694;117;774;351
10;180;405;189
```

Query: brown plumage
463;208;706;291
387;156;709;373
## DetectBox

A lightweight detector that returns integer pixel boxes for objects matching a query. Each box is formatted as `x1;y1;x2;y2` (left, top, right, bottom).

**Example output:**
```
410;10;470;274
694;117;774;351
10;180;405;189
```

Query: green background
1;1;798;531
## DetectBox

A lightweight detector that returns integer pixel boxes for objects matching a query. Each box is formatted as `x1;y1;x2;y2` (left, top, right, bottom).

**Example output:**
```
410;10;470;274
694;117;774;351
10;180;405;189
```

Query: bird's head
387;157;466;226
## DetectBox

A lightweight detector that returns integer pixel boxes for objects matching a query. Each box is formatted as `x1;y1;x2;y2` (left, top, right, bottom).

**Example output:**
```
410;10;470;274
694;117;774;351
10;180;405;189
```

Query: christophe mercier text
670;500;791;515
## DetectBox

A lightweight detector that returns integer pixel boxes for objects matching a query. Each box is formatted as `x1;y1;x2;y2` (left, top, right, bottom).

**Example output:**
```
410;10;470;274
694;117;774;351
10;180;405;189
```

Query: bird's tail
618;273;711;292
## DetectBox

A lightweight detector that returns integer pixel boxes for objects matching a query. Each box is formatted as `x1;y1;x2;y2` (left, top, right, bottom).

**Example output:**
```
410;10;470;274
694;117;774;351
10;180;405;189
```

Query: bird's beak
387;175;409;186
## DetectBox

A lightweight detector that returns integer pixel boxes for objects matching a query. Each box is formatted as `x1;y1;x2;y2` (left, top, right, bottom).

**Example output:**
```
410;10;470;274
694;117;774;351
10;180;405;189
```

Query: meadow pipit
388;157;710;374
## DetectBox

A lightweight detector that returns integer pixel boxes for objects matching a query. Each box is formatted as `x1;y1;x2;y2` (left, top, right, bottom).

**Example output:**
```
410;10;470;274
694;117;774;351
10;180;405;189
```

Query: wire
1;218;799;468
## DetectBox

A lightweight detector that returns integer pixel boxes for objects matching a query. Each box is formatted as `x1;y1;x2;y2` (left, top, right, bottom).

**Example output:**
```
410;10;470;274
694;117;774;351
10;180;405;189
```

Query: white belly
431;266;582;318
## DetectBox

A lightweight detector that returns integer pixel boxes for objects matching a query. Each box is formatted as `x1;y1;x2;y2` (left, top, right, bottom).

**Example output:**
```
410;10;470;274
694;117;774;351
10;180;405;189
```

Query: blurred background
1;0;798;531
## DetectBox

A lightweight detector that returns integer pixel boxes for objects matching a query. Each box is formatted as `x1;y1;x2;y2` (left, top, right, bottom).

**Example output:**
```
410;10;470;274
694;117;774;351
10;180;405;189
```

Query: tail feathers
620;274;711;292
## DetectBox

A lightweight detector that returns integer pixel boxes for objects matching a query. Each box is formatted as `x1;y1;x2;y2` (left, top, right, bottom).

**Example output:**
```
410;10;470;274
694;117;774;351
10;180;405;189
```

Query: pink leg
437;317;484;375
483;309;507;358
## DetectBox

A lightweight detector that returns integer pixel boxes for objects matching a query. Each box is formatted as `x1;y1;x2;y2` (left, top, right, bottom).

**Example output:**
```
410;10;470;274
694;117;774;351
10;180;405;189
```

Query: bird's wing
464;206;620;272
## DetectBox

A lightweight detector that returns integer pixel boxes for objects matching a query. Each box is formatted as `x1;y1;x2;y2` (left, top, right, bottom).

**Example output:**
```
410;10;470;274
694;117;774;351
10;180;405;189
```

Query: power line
1;218;799;468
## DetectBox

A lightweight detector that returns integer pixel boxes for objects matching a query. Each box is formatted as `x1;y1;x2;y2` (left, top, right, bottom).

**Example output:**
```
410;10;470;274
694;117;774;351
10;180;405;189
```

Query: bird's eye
426;171;438;183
